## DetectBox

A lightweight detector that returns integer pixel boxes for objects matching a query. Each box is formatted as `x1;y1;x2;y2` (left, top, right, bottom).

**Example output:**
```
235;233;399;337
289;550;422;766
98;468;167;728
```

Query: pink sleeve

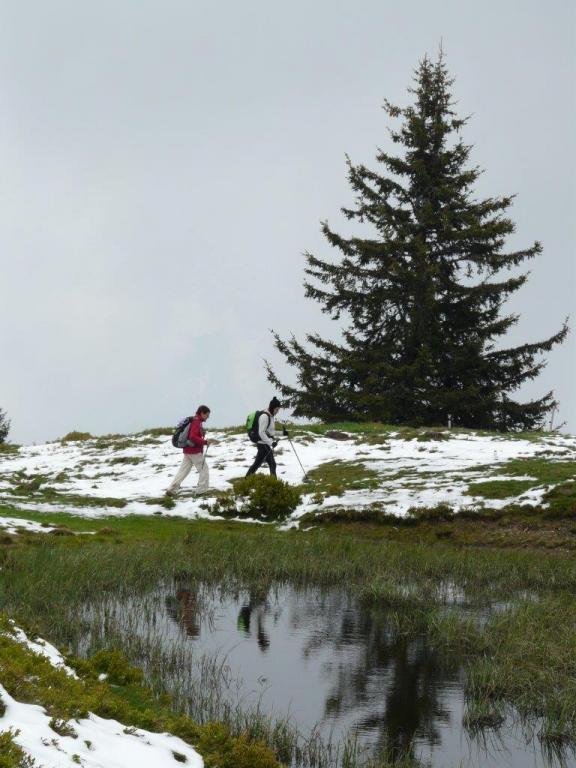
188;419;207;447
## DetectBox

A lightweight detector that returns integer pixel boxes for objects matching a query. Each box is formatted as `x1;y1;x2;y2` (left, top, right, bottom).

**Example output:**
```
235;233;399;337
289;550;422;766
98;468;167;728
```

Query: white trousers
167;452;209;493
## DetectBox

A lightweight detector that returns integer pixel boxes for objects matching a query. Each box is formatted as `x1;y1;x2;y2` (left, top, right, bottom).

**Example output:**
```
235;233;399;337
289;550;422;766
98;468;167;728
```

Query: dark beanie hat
269;396;282;411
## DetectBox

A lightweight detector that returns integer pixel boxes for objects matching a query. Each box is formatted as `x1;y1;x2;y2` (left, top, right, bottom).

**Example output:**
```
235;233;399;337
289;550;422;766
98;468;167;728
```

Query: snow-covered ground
0;623;203;768
1;427;575;524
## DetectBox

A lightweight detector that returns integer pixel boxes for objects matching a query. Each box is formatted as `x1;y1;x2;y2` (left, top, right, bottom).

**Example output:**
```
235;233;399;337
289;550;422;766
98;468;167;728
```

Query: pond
80;581;575;768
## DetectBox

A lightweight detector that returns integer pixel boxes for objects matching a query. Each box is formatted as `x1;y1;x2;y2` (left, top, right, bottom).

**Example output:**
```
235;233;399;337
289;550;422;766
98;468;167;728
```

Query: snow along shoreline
0;622;203;768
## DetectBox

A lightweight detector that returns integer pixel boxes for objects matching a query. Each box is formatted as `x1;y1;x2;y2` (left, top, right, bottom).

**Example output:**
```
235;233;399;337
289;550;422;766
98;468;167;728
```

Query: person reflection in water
165;587;200;639
237;594;270;651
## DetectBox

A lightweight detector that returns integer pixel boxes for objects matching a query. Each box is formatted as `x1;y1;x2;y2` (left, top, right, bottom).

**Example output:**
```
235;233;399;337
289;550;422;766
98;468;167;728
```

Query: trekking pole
201;444;209;471
282;426;310;483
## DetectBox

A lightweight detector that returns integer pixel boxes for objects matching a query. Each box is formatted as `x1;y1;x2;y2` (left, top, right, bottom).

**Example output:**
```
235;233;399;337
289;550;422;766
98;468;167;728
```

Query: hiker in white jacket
246;397;287;477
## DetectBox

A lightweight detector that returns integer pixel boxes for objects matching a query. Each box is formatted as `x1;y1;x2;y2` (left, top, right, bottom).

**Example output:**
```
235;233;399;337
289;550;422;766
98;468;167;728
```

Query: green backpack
246;410;270;443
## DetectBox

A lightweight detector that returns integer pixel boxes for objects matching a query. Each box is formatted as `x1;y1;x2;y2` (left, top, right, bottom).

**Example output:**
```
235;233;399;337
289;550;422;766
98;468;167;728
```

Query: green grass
306;460;381;498
542;481;576;518
467;479;537;499
466;459;576;500
0;473;129;508
464;595;576;745
473;458;576;484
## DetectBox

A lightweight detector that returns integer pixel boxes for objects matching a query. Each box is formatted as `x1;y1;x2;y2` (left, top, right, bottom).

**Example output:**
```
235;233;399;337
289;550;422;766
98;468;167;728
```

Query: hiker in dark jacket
246;397;287;478
166;405;210;495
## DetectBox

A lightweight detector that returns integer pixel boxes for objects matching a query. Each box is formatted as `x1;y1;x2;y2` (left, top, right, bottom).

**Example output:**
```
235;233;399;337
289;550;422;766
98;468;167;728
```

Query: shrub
70;649;143;686
109;456;143;466
407;502;454;522
49;718;78;738
61;431;93;443
0;443;19;455
138;427;172;437
195;722;279;768
13;474;49;494
211;475;301;522
417;430;449;442
145;496;176;510
0;729;36;767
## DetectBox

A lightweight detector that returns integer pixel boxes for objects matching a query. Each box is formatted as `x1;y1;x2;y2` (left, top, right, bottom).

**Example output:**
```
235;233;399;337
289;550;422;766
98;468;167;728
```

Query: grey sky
1;0;574;444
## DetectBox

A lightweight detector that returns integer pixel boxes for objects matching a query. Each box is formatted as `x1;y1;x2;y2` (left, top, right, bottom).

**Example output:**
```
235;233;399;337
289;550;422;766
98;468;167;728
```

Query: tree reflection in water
299;596;457;762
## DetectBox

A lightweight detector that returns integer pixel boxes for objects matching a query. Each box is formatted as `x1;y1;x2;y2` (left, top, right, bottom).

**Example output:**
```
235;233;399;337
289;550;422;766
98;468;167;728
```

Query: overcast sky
1;0;574;444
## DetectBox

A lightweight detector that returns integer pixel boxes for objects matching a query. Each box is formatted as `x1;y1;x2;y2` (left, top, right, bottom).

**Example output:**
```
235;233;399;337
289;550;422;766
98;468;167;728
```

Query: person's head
268;396;281;416
196;405;211;422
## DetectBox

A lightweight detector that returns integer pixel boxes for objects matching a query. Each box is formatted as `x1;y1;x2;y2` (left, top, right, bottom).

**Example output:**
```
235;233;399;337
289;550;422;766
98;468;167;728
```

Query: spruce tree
0;408;10;444
267;53;567;431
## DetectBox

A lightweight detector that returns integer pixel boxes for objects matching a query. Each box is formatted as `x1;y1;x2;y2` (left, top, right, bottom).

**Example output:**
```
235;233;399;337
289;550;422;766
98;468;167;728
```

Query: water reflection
288;597;456;763
236;589;271;651
165;587;201;638
115;582;574;768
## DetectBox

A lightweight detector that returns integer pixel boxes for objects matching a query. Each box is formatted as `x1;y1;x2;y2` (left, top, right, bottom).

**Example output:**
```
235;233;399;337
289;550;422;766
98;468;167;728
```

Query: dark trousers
246;444;276;477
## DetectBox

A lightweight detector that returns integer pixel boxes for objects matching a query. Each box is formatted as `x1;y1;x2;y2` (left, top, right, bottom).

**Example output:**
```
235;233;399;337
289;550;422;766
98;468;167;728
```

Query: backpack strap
262;412;272;439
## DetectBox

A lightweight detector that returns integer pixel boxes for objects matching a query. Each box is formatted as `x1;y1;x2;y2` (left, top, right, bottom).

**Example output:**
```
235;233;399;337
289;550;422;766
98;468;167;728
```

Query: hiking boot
165;490;176;498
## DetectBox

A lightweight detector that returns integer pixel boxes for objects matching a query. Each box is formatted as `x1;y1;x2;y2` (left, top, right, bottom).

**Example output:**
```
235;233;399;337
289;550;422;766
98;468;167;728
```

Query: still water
87;582;575;768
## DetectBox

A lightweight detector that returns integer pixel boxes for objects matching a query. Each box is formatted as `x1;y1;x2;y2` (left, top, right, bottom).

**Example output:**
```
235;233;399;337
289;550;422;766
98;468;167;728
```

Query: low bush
210;475;301;522
194;722;279;768
71;649;143;686
417;430;449;442
109;456;143;466
302;507;410;526
0;729;36;767
0;443;19;455
61;431;93;443
407;502;454;522
14;476;46;494
137;427;172;437
145;496;176;510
